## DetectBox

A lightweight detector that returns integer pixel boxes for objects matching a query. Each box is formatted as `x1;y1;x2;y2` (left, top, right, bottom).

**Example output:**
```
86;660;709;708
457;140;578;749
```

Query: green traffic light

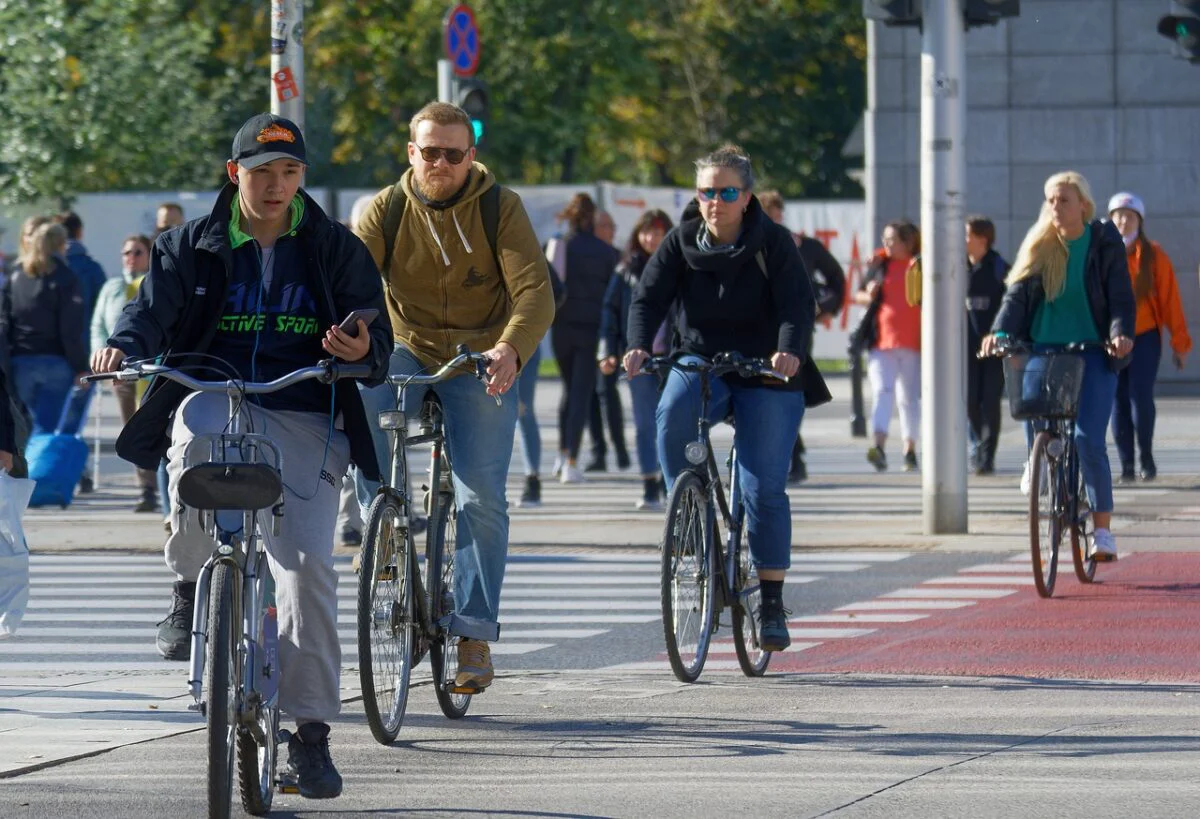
472;119;484;143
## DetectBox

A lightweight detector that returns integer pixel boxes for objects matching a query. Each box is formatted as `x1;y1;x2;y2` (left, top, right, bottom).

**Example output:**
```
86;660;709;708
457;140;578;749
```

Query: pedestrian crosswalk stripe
882;588;1017;599
924;575;1036;585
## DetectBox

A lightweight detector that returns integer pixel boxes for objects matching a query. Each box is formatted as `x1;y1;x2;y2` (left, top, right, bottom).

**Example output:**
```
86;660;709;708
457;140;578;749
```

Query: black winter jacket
966;248;1010;352
598;251;646;361
992;220;1135;363
108;184;394;478
551;230;618;336
628;197;829;402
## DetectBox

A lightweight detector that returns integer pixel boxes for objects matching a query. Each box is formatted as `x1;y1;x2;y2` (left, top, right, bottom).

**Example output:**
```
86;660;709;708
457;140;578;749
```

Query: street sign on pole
443;4;481;77
270;0;304;131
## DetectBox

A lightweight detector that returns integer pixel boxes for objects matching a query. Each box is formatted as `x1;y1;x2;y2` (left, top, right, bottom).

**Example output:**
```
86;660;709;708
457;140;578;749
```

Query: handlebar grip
331;363;373;380
80;372;117;383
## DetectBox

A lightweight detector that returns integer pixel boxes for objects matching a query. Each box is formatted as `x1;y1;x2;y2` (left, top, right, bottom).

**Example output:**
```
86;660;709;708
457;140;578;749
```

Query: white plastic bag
0;470;35;637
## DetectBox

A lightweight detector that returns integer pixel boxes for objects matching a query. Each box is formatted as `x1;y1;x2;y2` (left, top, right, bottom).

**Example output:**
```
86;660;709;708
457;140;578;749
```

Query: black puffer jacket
992;219;1135;366
551;229;619;338
628;196;829;403
107;184;394;477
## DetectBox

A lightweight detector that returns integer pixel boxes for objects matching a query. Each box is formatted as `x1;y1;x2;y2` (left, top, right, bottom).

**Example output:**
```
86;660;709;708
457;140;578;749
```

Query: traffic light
965;0;1019;27
1158;1;1200;63
862;0;920;27
454;78;489;148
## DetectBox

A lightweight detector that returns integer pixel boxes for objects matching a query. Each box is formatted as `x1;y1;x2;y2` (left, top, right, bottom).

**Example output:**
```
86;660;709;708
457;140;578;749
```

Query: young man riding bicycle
91;113;393;800
352;101;555;694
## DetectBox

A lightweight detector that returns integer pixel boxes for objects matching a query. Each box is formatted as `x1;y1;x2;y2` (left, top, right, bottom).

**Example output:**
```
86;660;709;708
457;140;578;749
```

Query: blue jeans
515;342;543;475
356;345;518;642
1111;329;1161;471
1073;350;1118;513
657;357;805;571
11;354;75;434
627;372;660;475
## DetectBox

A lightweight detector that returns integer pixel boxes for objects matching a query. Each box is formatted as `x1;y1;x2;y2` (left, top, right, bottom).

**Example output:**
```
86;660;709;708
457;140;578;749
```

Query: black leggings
552;328;599;461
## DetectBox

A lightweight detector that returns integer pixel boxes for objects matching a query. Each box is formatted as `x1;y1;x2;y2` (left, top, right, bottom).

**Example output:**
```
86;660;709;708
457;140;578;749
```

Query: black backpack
379;181;502;276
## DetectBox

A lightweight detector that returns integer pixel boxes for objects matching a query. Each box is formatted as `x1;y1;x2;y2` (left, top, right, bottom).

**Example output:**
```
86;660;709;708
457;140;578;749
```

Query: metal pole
920;0;968;533
270;0;304;130
850;353;868;437
852;19;879;440
437;59;455;103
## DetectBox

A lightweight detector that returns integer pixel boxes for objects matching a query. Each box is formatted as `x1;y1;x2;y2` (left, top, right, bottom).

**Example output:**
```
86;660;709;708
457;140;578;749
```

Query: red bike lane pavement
770;552;1200;682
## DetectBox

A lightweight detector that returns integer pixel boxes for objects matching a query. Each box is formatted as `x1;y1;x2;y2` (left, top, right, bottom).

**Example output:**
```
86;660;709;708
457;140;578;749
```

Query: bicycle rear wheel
206;562;238;819
661;469;715;683
428;494;471;719
731;505;770;677
1071;456;1097;584
1028;432;1061;598
357;493;415;745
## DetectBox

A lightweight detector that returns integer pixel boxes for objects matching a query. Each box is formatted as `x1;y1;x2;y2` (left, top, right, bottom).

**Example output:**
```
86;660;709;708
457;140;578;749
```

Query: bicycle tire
1071;455;1097;584
357;493;415;745
237;558;278;816
661;469;715;683
428;493;471;718
1028;432;1061;598
206;562;238;819
731;504;770;677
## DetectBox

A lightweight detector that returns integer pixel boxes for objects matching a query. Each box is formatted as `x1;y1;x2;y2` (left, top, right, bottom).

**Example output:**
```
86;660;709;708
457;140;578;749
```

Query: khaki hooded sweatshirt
354;162;554;370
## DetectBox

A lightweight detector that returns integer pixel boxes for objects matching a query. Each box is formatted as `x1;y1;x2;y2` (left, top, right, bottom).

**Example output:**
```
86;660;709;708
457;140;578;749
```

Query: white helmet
1107;192;1145;220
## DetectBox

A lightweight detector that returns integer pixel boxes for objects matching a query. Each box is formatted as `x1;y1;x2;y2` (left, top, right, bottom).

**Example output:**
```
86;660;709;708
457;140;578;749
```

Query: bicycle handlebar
980;338;1107;359
643;352;789;383
82;358;371;393
386;345;493;388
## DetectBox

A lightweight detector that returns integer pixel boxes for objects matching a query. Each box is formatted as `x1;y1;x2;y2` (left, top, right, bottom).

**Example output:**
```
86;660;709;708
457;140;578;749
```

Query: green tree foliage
0;0;226;204
0;0;865;203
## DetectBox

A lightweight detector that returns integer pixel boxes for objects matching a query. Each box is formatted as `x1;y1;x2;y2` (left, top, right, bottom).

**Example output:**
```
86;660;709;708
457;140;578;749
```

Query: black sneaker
1118;466;1137;484
156;581;195;661
615;449;631;471
340;526;362;547
1140;455;1157;482
758;598;792;652
636;476;662;511
519;475;542;508
903;451;918;472
866;446;887;472
583;457;607;473
133;489;158;513
77;474;94;494
286;722;343;800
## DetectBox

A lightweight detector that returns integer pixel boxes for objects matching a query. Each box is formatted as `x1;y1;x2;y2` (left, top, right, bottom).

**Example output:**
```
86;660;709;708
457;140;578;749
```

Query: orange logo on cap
256;125;295;144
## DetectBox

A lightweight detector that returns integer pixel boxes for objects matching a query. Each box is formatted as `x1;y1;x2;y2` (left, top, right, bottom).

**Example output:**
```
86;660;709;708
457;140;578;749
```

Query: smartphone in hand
337;308;379;338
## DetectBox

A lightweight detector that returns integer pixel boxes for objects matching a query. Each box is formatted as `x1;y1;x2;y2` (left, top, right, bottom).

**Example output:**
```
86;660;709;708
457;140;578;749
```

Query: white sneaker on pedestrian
1092;528;1118;561
1020;461;1032;497
561;463;585;484
551;455;565;478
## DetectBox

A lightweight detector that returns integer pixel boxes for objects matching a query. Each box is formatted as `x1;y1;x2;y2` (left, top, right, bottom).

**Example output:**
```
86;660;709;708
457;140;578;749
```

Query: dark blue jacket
64;240;107;324
992;219;1135;361
967;248;1009;353
598;251;647;361
551;229;618;342
108;183;394;477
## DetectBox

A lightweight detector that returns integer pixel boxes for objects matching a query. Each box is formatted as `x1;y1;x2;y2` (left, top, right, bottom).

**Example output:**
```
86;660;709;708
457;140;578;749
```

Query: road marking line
924;575;1036;586
792;613;929;623
837;600;975;610
882;588;1017;599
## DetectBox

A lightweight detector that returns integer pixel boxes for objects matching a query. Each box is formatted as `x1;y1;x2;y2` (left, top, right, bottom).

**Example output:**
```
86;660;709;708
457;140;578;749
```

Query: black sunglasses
415;144;469;165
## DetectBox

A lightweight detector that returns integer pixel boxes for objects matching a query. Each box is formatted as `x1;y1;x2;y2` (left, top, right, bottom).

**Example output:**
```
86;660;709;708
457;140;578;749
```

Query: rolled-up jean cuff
449;613;500;642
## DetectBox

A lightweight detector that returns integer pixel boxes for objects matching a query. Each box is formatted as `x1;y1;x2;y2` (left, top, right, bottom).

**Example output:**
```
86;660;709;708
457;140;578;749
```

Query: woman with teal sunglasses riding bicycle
981;170;1135;561
623;144;831;652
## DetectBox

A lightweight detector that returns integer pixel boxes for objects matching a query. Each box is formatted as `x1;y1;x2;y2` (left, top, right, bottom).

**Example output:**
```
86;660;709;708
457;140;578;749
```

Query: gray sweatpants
164;392;350;725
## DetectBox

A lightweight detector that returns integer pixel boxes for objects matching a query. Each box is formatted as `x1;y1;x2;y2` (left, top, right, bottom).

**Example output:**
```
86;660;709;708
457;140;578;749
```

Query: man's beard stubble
413;172;462;203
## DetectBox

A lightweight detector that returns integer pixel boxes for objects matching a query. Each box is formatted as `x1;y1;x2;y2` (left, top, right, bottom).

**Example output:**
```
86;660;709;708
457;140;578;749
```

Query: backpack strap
379;180;502;275
380;180;407;277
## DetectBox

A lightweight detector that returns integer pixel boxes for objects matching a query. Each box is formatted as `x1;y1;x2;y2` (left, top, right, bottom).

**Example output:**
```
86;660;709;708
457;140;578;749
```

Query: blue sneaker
286;722;342;799
758;598;792;652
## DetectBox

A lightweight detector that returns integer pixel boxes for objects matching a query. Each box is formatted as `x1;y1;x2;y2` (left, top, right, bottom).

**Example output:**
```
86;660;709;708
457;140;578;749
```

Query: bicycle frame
1035;416;1086;552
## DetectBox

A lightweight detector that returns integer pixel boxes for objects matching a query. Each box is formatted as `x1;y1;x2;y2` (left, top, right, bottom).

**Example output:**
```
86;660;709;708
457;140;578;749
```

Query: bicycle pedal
450;683;483;695
277;774;300;795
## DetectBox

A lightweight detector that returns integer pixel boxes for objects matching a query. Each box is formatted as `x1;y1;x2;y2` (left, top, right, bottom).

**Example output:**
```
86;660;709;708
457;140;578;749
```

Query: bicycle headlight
377;410;406;430
684;441;708;465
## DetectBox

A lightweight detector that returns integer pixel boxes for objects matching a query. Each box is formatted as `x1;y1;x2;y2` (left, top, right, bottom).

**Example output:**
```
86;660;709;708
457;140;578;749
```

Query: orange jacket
1126;240;1192;356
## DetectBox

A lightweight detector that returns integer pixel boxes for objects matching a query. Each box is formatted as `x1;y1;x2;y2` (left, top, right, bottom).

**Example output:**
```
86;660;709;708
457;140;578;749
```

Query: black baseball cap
231;113;307;169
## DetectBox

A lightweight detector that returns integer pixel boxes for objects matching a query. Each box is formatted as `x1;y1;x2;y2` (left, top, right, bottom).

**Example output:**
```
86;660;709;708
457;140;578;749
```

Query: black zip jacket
0;258;89;373
107;184;394;478
966;248;1010;352
628;196;828;400
598;251;646;361
551;229;618;339
992;219;1135;365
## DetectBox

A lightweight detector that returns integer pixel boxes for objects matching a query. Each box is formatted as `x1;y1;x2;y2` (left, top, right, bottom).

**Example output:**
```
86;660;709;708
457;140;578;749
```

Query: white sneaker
1092;528;1118;561
1020;462;1032;497
560;463;585;484
551;455;565;478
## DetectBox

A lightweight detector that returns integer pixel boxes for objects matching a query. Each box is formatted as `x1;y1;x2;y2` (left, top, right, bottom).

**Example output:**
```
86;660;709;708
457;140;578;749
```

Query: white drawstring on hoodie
421;209;475;266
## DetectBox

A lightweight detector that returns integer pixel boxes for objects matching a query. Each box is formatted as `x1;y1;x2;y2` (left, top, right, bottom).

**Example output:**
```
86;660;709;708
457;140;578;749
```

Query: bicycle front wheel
661;469;715;683
357;493;415;745
428;494;471;719
1028;432;1061;598
731;506;770;677
1071;458;1097;584
205;562;238;819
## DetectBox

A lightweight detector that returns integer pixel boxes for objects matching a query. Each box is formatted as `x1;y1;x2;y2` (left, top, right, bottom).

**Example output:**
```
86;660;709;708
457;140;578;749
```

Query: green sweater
1031;225;1099;344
